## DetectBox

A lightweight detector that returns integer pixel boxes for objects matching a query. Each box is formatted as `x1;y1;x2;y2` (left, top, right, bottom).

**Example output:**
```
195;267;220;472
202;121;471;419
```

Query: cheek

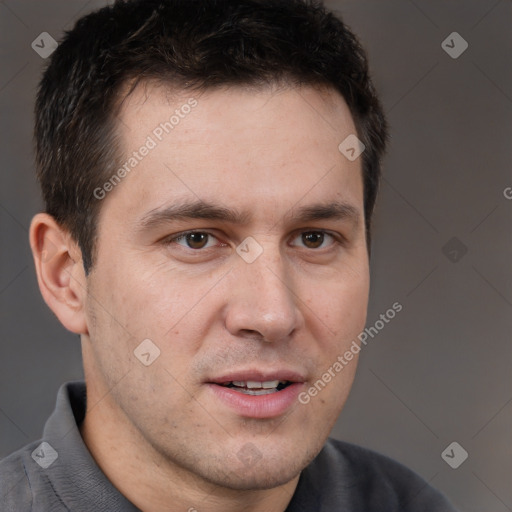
301;262;370;345
92;252;173;329
91;253;219;368
338;276;370;337
301;278;367;418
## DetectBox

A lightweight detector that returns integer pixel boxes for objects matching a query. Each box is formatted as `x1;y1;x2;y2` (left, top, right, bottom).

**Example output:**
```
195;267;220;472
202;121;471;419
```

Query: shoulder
302;438;458;511
323;438;429;483
0;442;38;512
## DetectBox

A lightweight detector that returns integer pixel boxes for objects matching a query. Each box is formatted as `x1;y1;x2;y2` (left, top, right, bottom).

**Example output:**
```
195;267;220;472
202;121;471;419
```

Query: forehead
103;82;363;226
118;80;356;143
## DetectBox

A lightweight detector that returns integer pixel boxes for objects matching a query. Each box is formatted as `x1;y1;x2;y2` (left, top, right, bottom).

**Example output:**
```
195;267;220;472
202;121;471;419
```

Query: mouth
206;370;306;418
217;380;294;395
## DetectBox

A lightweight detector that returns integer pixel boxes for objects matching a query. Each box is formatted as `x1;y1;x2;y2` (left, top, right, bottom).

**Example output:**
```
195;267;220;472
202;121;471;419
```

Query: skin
29;83;370;512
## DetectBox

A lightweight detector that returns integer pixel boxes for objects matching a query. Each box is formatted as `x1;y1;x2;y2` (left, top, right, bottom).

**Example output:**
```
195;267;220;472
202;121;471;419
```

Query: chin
197;441;320;491
206;462;302;491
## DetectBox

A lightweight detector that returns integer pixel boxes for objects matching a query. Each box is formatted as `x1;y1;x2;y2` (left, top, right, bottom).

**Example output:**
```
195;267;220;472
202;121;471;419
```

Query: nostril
239;329;265;340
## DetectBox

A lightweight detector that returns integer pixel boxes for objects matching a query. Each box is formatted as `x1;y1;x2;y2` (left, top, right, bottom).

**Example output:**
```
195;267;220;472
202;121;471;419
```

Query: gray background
1;1;511;510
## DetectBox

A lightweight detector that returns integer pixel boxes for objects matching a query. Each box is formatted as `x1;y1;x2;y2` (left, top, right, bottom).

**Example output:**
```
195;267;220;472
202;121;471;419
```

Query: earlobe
29;213;89;335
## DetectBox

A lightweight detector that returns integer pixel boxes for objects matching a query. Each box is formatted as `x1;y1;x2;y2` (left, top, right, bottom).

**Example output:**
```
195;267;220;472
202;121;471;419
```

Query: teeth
237;388;277;395
261;380;280;389
232;380;281;389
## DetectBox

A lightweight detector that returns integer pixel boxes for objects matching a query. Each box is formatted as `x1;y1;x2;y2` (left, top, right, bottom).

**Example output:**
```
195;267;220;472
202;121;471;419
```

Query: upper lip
208;369;306;384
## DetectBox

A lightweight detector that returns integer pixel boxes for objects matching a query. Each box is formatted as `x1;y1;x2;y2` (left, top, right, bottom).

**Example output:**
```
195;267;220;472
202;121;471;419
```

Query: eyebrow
135;199;360;232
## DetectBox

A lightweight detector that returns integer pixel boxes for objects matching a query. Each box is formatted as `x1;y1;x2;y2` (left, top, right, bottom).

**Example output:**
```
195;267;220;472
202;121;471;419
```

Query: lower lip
206;383;304;418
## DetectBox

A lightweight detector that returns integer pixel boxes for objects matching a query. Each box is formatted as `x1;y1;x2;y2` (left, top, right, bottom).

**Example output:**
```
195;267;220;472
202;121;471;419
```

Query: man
0;0;458;510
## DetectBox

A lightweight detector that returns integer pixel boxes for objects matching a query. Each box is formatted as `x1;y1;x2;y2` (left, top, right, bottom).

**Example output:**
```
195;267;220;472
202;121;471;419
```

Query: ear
29;213;88;335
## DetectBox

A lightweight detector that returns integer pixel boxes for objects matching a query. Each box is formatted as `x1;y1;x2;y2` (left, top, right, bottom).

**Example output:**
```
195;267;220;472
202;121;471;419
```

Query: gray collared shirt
0;381;458;511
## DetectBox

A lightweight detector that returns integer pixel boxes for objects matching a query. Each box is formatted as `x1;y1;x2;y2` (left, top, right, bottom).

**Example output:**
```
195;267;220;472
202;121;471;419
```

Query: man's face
83;84;369;489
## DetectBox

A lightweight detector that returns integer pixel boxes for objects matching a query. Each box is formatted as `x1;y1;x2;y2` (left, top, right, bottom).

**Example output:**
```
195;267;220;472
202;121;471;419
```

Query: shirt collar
42;381;141;511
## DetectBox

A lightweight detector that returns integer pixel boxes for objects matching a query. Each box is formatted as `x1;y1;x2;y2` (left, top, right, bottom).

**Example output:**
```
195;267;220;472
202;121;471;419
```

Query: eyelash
163;229;345;251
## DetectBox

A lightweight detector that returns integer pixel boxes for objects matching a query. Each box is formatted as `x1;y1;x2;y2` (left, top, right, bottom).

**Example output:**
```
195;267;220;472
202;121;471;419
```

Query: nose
224;247;304;343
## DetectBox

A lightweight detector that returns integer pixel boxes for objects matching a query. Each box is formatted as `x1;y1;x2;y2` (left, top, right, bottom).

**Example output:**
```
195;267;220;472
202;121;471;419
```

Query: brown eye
185;232;210;249
302;232;325;249
169;231;217;250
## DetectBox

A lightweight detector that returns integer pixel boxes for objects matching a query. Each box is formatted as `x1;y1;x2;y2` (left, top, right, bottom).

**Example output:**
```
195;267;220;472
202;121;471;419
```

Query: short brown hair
35;0;388;274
